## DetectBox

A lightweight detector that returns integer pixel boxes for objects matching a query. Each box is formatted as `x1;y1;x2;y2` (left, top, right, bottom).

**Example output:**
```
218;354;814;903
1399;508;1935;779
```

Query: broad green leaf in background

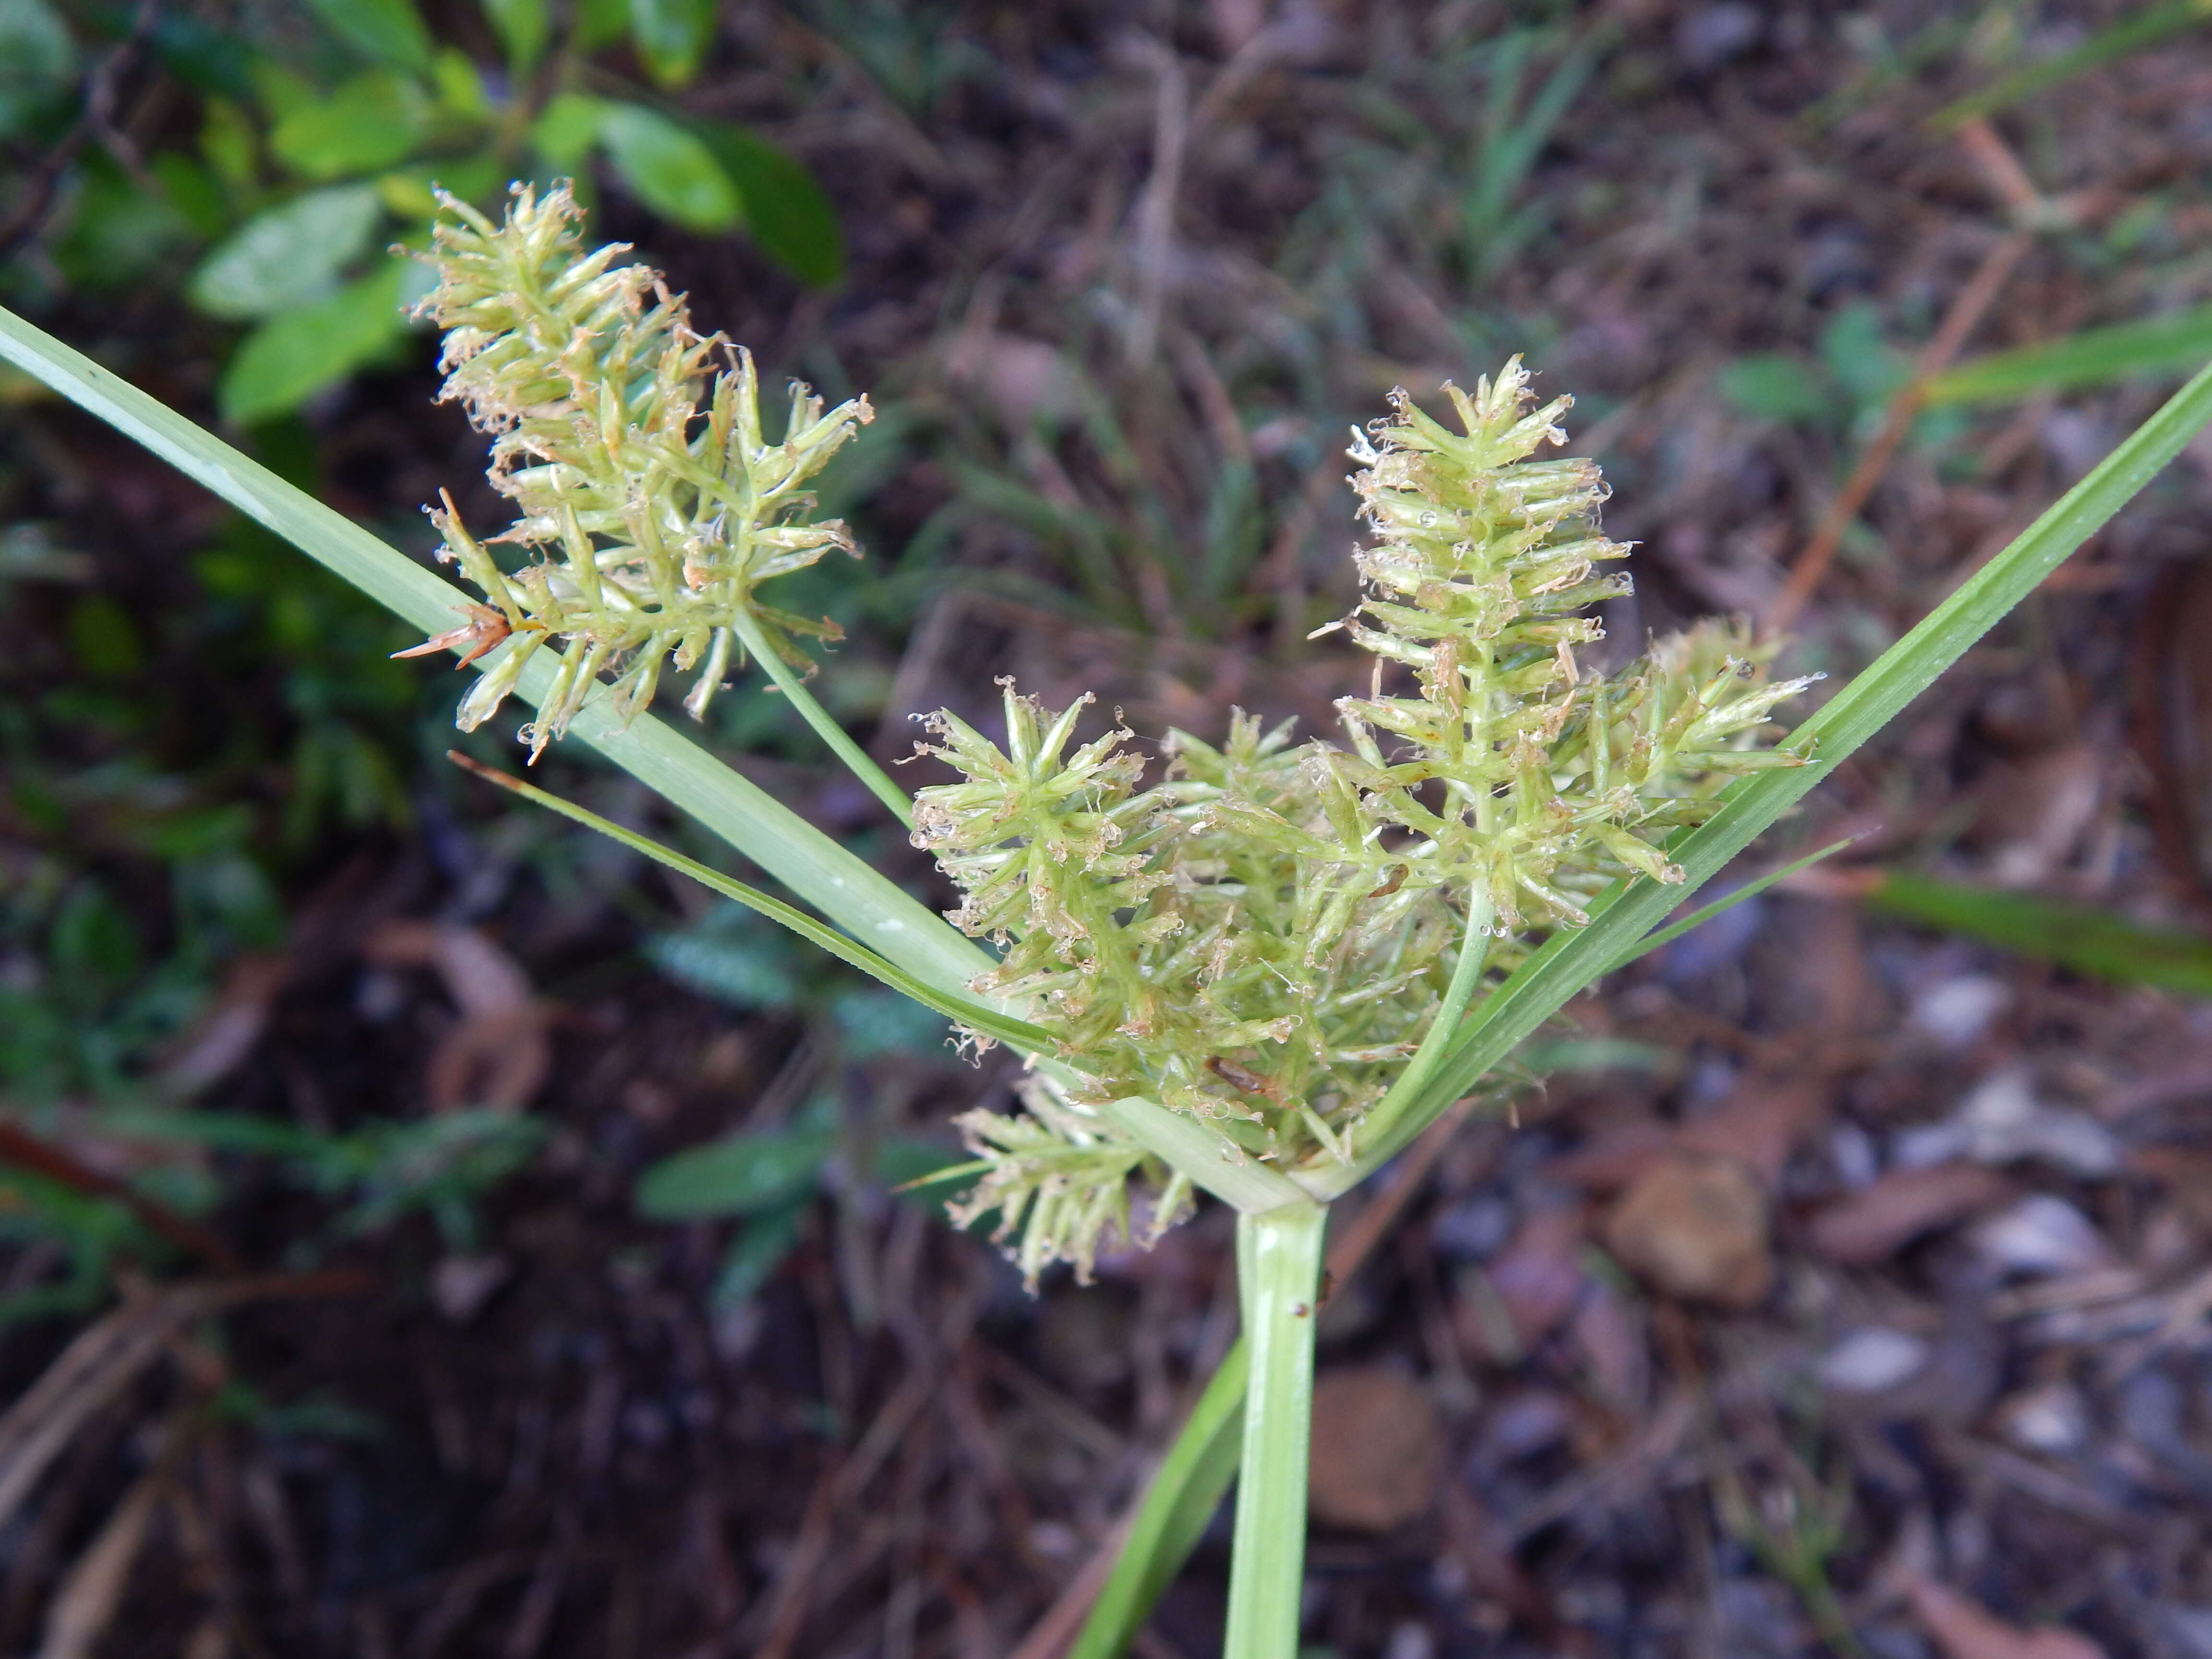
187;185;384;320
302;0;435;75
270;70;432;180
1865;871;2212;997
689;120;845;287
829;987;950;1059
199;99;257;190
144;12;258;101
378;156;505;220
249;59;317;121
1819;302;1906;408
575;0;629;51
53;158;198;293
636;1127;833;1220
481;0;549;72
1923;304;2212;407
152;152;228;239
216;263;409;424
598;103;744;232
1718;354;1834;422
628;0;718;87
714;1202;806;1303
0;0;74;139
645;908;803;1010
430;48;492;122
529;92;609;171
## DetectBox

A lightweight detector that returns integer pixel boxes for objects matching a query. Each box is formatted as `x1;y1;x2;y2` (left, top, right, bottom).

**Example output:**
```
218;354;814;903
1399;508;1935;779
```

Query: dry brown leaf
364;920;549;1112
1971;744;2105;888
1307;1368;1443;1532
1551;1075;1828;1196
155;950;291;1097
1676;1075;1831;1190
1478;1205;1590;1351
1907;1575;2107;1659
1804;1163;2016;1266
1601;1153;1772;1308
2130;1146;2212;1237
1544;1120;1676;1193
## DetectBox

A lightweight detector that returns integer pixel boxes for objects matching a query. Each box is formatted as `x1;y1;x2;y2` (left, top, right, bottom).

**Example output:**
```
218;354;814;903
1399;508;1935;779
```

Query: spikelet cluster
404;184;871;757
915;362;1817;1279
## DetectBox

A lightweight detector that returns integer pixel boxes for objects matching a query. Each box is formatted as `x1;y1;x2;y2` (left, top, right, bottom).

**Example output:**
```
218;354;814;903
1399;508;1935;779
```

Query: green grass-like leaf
1927;0;2212;132
1070;1340;1247;1659
0;301;992;1001
1922;305;2212;408
1866;871;2212;997
1326;352;2212;1195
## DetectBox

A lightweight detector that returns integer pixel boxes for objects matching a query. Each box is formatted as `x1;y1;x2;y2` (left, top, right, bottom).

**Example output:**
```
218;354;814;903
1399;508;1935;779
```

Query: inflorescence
417;187;1814;1284
404;182;871;758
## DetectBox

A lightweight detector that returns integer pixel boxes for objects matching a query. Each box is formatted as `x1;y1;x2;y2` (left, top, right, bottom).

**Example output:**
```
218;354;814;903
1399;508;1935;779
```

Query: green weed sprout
8;179;2208;1659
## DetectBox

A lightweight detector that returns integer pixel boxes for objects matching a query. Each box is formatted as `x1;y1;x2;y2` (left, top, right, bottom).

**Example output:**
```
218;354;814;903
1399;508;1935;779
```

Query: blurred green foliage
637;900;962;1306
0;0;854;1324
4;0;844;423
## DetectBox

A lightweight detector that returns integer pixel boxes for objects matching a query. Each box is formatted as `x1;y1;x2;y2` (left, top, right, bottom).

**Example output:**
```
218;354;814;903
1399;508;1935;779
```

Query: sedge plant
3;184;2210;1659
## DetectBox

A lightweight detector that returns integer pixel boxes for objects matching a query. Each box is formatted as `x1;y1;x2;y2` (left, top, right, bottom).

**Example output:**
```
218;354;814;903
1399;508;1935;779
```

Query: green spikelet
406;182;871;757
913;359;1816;1280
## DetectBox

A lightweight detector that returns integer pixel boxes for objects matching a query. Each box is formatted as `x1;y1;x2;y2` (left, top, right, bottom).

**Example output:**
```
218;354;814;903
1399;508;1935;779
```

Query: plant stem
1070;1337;1249;1659
1224;1200;1326;1659
1336;896;1491;1173
730;607;914;828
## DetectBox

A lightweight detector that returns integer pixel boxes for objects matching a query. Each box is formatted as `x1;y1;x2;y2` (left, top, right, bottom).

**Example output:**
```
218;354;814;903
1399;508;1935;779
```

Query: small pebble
1819;1328;1930;1394
1971;1195;2113;1277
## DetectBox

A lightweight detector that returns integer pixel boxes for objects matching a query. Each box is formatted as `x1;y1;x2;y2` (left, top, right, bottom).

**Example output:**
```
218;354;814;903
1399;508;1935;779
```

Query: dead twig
1763;227;2030;635
0;1272;370;1533
0;1118;242;1274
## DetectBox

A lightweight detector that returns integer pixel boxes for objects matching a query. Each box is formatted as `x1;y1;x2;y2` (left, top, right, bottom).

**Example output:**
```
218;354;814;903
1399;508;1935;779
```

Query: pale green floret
914;361;1817;1280
407;181;871;757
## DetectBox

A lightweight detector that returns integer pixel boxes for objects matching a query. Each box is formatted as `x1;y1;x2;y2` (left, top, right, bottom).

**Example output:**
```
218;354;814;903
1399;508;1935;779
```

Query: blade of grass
1068;1338;1250;1659
448;758;1310;1214
1336;895;1491;1165
1922;304;2212;407
0;302;1303;1219
1600;837;1858;976
1927;0;2212;132
728;606;914;828
446;752;1051;1049
1865;870;2212;997
1318;353;2212;1197
0;303;992;1000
